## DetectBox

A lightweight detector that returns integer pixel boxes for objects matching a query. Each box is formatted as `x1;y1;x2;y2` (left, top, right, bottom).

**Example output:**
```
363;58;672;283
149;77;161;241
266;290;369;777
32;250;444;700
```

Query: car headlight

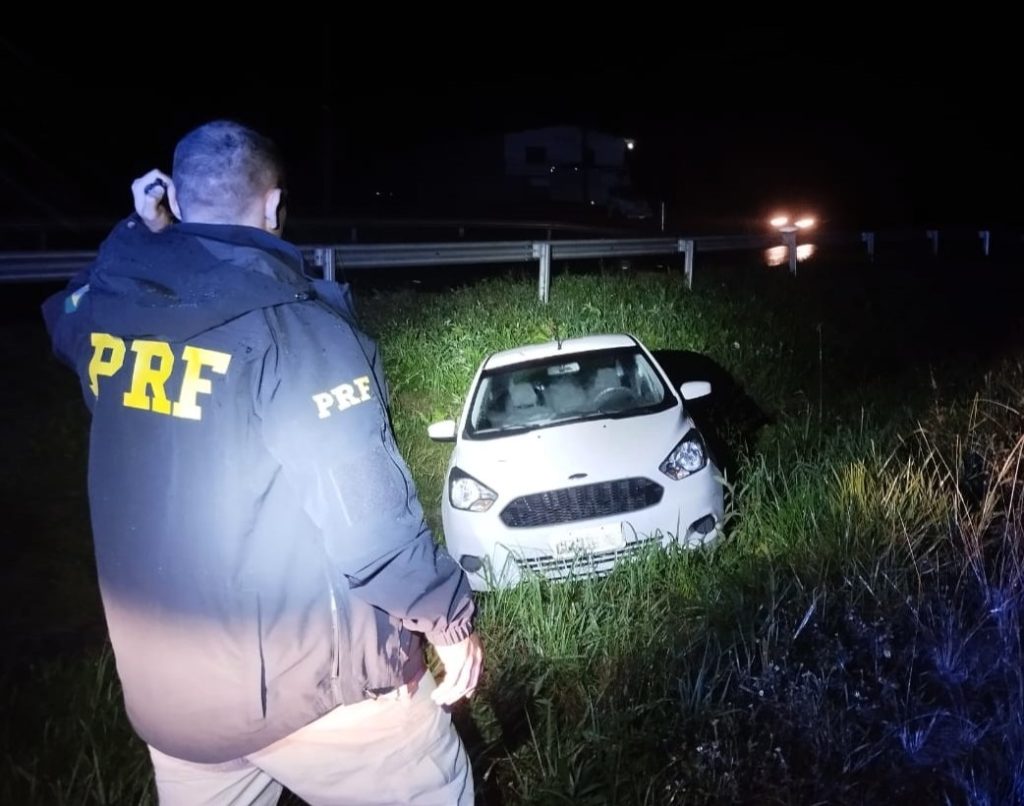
449;467;498;512
659;429;707;480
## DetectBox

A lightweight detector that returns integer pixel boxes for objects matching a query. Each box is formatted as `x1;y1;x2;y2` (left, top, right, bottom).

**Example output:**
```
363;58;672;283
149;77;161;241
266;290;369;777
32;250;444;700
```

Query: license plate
553;523;625;557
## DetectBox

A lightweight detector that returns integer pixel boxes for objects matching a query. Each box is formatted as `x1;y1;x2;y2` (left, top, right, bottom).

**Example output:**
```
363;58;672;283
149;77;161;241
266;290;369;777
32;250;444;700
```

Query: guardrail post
861;231;875;262
679;238;694;289
533;241;552;303
926;229;939;257
979;229;991;256
314;247;336;282
784;231;798;276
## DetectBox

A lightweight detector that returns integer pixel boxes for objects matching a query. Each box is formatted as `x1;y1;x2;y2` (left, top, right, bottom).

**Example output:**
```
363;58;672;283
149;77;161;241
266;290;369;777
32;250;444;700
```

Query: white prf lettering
331;383;361;411
313;376;375;418
313;392;336;419
353;375;372;402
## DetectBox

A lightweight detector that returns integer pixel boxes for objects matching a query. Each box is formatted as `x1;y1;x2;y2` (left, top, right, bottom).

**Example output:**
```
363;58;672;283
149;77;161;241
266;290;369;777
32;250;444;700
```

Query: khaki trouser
148;672;473;805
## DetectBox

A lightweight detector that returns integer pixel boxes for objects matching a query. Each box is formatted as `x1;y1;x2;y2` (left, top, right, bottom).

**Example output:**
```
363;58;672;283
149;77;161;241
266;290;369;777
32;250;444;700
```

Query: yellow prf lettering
88;333;126;397
353;375;372;402
172;346;232;421
123;340;175;414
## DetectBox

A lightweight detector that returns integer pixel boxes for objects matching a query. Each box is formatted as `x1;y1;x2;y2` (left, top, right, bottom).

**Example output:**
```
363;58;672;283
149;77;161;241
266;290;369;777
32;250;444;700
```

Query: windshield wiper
474;422;544;437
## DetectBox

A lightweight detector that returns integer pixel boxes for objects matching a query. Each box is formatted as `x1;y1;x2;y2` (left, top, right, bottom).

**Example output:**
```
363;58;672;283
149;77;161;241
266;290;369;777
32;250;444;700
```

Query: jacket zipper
328;582;341;681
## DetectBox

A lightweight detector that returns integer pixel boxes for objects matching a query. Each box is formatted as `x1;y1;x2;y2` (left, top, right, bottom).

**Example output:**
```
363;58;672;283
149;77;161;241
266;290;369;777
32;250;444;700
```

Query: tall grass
0;650;154;804
6;260;1024;803
459;383;1024;803
361;270;812;522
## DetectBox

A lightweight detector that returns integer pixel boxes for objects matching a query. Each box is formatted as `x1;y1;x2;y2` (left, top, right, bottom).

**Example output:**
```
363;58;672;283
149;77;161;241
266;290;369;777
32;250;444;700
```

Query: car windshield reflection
467;347;674;438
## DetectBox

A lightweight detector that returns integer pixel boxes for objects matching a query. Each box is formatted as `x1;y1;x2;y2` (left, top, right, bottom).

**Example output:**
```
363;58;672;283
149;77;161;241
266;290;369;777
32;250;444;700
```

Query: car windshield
467;347;673;437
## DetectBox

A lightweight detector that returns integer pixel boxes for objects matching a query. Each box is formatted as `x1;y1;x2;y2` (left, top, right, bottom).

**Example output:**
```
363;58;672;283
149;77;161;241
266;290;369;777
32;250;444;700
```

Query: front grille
499;477;664;528
516;535;662;579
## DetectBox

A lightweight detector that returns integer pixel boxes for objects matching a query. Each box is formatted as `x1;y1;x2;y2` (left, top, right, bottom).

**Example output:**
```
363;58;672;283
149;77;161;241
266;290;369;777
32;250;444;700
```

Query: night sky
2;25;1020;240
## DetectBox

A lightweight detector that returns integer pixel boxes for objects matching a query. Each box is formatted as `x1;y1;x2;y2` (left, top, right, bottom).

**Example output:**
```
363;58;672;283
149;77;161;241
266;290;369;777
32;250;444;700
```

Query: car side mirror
679;381;711;401
428;420;457;442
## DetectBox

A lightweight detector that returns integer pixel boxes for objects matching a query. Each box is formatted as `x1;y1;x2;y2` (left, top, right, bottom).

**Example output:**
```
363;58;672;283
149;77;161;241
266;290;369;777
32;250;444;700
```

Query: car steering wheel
593;386;639;411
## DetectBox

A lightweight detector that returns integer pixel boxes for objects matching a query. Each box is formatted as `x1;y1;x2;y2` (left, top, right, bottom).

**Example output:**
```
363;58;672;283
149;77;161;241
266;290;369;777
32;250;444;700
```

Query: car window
467;347;673;437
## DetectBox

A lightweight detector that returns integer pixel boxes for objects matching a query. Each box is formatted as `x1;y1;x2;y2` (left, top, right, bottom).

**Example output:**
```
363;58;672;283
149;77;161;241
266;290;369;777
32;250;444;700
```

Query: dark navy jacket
43;217;474;763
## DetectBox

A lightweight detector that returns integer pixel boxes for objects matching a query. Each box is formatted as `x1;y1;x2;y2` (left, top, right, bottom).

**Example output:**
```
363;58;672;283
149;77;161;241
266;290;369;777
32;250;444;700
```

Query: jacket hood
87;220;315;341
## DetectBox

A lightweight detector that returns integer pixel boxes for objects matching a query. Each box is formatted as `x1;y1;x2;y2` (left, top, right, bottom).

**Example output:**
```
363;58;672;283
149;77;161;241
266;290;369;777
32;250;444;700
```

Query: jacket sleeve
256;300;474;646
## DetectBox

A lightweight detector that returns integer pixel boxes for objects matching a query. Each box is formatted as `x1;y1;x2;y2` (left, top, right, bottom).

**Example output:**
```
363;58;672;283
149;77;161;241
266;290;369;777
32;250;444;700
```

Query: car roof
482;334;640;371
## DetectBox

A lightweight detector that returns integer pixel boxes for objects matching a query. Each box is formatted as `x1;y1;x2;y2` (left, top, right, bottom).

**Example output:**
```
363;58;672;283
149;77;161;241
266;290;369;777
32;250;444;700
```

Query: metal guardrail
548;238;683;259
0;238;696;302
684;234;775;252
315;241;537;268
308;239;694;302
1;228;1014;299
0;251;99;282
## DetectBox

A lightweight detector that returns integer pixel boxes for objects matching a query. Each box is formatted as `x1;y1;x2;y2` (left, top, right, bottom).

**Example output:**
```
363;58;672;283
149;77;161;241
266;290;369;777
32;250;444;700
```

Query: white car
428;334;725;590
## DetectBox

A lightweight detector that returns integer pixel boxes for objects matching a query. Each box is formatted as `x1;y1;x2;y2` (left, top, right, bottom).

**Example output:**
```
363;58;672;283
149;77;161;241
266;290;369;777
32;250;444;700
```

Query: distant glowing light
765;244;817;267
625;139;636;151
766;246;787;266
770;215;789;228
795;216;816;229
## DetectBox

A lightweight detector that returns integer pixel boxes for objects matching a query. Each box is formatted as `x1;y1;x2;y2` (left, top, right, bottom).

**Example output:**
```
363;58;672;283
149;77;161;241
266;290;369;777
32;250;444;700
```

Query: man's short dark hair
172;121;284;221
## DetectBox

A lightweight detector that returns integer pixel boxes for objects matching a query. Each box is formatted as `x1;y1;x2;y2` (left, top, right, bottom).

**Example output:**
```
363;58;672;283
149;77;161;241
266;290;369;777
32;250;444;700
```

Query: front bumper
443;466;724;590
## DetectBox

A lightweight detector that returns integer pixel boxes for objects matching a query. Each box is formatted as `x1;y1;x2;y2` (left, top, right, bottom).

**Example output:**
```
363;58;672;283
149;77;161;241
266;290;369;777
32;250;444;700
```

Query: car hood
452;406;694;496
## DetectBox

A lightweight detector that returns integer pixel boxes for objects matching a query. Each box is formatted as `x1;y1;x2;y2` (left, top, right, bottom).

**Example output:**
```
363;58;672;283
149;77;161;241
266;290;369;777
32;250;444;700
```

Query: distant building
360;125;650;221
503;126;650;218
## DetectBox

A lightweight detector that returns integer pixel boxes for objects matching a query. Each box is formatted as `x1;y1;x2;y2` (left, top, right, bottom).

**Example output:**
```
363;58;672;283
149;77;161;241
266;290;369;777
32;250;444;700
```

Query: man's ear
168;183;182;221
264;188;285;234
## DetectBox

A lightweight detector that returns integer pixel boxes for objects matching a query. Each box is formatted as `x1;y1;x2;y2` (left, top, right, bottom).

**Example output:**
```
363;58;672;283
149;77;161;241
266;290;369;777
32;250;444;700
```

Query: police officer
43;120;482;805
